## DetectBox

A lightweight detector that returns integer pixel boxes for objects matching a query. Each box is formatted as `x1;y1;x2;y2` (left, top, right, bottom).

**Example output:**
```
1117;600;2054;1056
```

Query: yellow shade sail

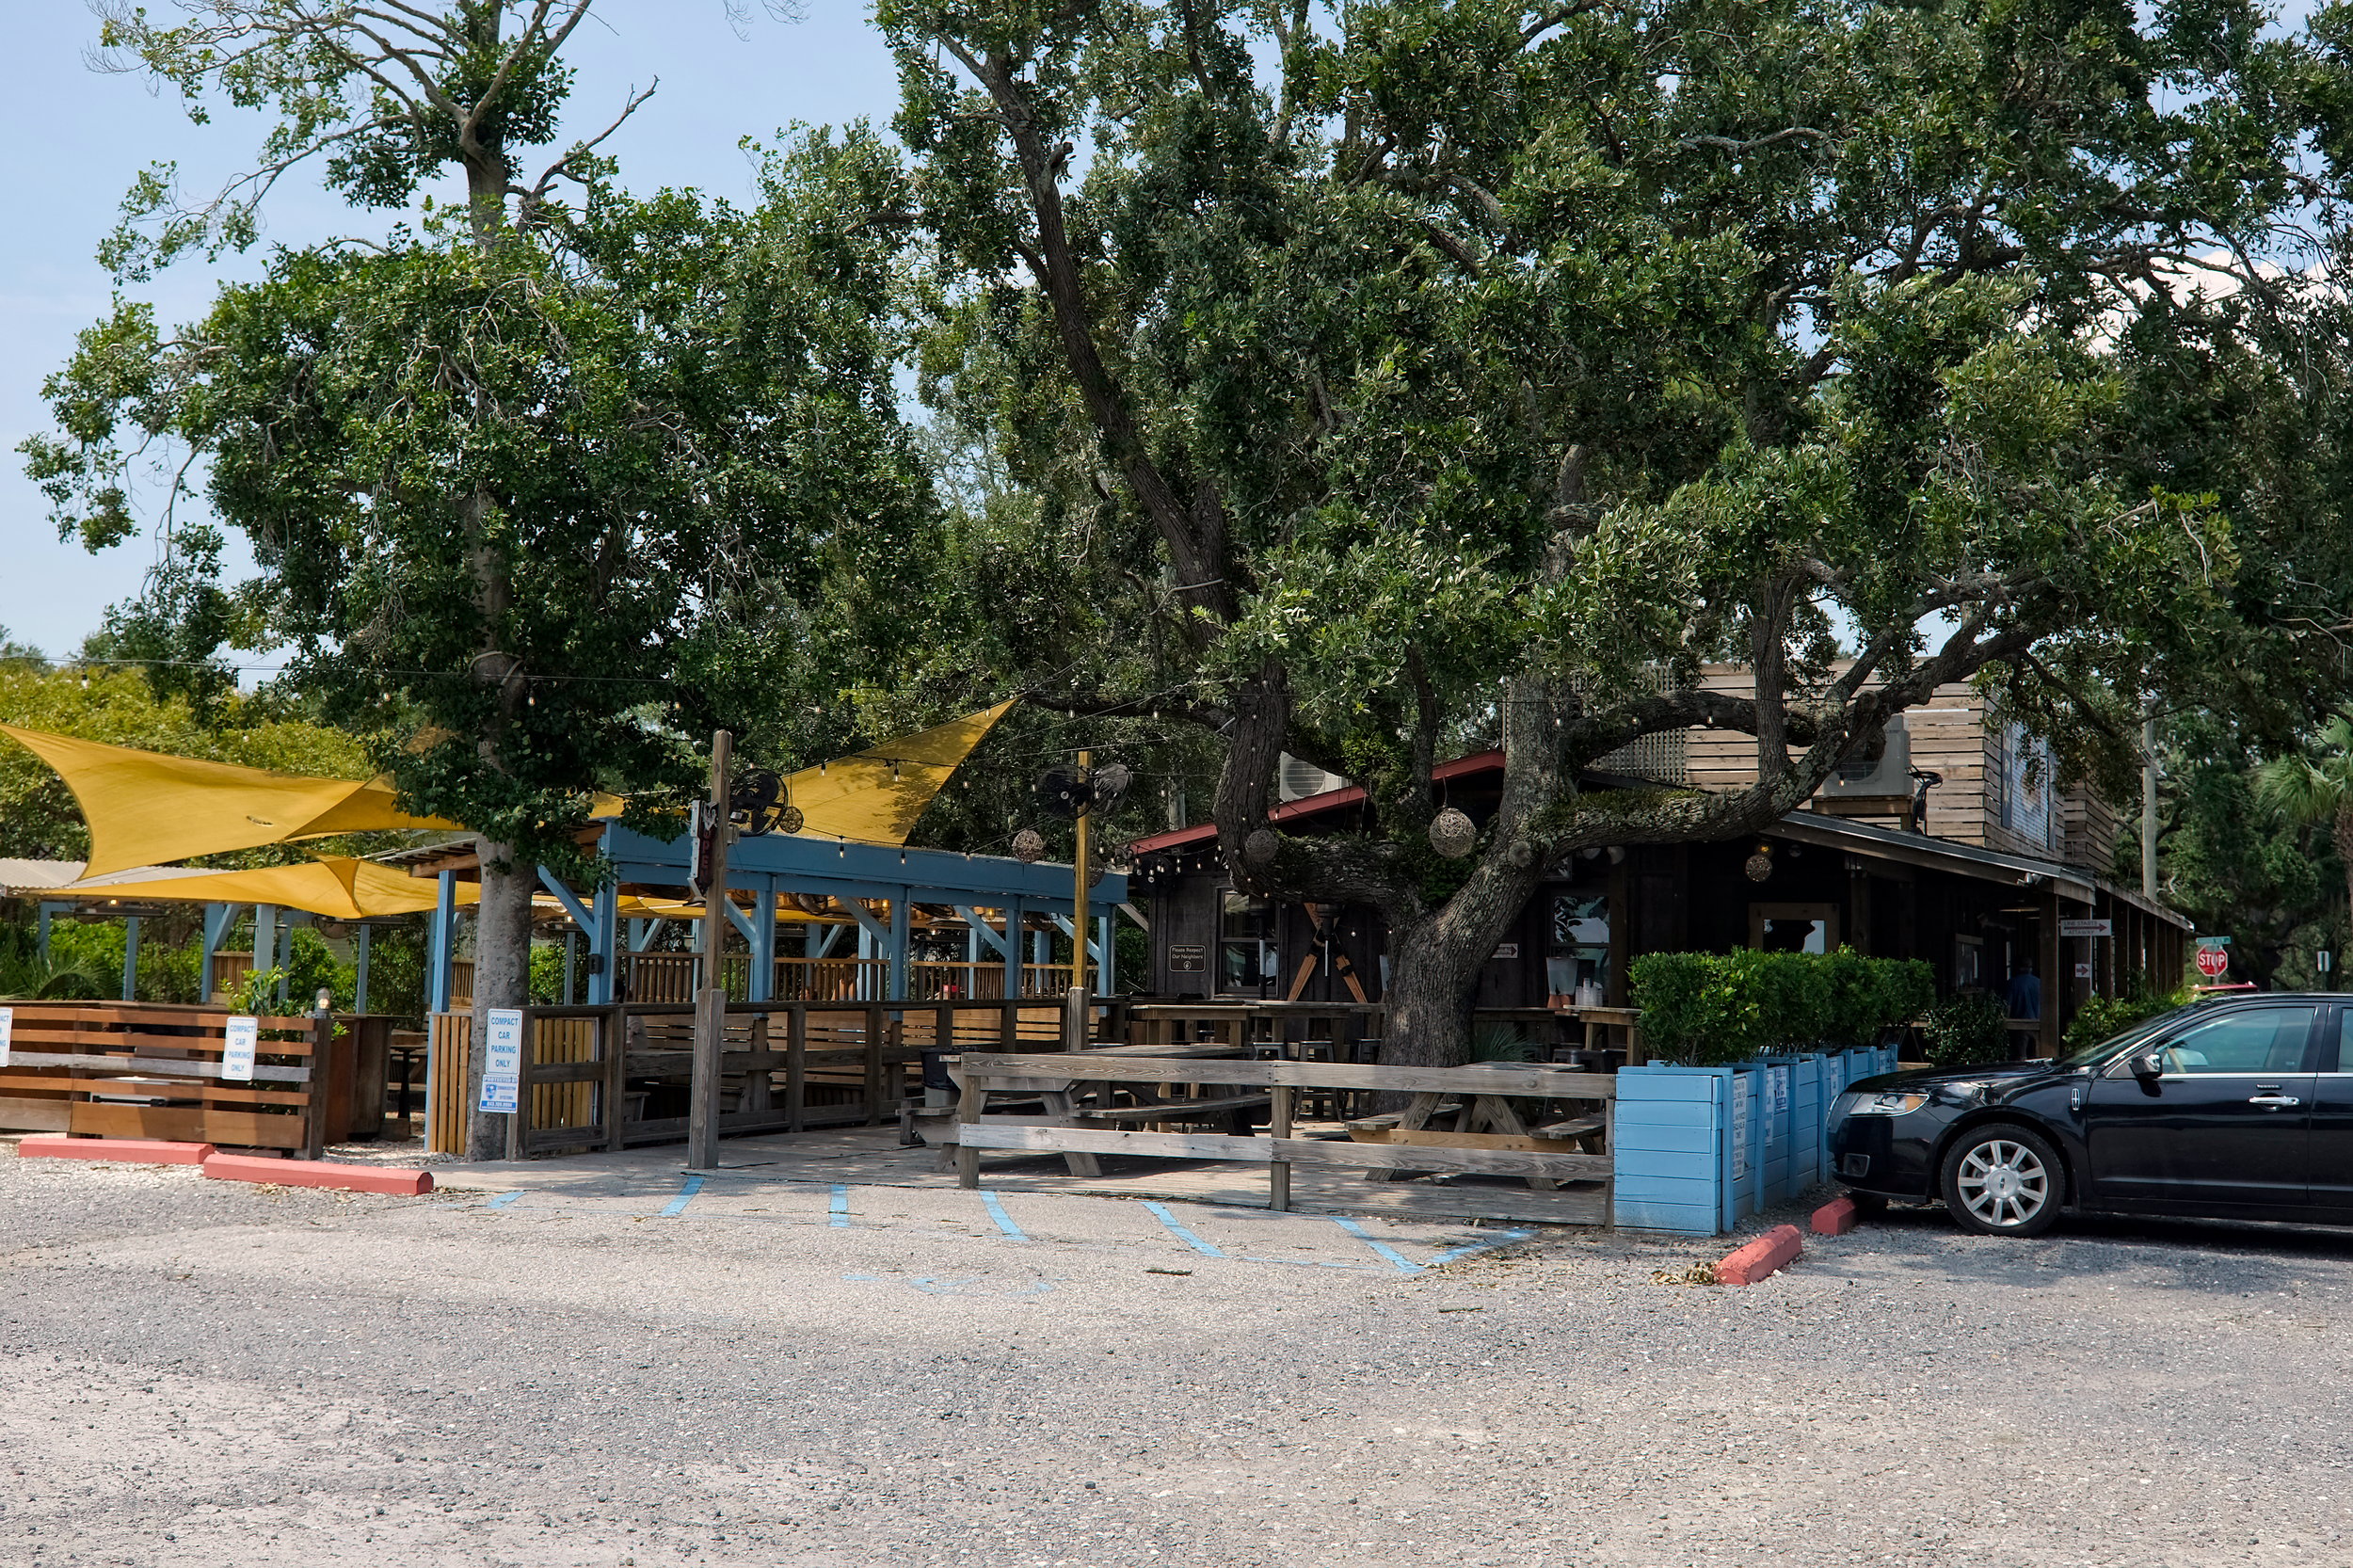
0;725;461;877
55;856;475;920
784;700;1015;845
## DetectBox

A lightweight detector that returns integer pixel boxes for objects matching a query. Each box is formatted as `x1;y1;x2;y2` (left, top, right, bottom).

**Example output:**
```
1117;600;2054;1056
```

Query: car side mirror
2131;1051;2165;1080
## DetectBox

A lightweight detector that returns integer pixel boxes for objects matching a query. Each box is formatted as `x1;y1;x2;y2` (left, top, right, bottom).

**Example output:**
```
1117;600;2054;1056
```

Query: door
2303;1006;2353;1213
2082;1005;2320;1212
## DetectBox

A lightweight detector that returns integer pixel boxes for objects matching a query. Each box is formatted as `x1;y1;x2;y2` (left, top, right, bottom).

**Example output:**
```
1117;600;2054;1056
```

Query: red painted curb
1811;1195;1860;1237
17;1135;216;1166
1715;1224;1803;1286
200;1154;434;1196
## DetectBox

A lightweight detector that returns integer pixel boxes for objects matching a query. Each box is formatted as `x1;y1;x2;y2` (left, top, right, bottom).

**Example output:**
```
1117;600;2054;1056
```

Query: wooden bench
1077;1093;1270;1130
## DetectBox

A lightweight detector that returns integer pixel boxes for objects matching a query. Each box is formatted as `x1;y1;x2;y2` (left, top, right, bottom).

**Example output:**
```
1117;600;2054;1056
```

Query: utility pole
688;728;733;1171
1065;750;1093;1050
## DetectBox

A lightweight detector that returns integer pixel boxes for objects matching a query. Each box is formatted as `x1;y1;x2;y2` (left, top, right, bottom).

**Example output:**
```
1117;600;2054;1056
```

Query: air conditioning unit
1822;715;1912;796
1278;754;1350;803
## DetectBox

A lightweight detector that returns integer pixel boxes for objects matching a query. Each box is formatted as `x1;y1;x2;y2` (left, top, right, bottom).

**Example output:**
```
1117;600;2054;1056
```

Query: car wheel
1940;1123;2062;1238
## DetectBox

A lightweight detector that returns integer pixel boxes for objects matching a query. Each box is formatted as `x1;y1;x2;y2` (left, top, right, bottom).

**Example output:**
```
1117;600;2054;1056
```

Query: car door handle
2248;1094;2301;1109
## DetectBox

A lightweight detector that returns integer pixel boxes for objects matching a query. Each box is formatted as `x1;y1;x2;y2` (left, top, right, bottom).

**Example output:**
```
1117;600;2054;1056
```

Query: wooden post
688;729;734;1171
603;1004;627;1152
786;1002;807;1133
954;1059;983;1189
1268;1084;1293;1211
1073;749;1093;998
302;1004;333;1160
865;1002;887;1125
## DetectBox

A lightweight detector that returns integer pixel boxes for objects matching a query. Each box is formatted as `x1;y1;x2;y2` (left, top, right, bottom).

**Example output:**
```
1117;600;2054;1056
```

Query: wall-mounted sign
2074;962;2093;980
222;1016;258;1082
1168;943;1207;974
478;1008;523;1114
1492;943;1520;960
2059;919;2112;938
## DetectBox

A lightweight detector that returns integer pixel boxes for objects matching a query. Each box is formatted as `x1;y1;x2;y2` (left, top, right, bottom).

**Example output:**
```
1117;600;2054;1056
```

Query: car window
2156;1008;2317;1075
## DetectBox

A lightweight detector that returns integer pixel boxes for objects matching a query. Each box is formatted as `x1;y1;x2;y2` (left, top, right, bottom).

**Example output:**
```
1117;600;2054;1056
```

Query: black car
1827;992;2353;1237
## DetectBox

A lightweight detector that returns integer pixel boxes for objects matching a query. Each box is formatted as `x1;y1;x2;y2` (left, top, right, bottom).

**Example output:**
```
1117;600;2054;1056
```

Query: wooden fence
0;1001;337;1155
949;1051;1618;1223
617;952;1080;1005
427;996;1096;1158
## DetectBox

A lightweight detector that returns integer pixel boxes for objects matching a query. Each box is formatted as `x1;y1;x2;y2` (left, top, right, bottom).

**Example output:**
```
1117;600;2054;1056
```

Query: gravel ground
4;1146;2352;1568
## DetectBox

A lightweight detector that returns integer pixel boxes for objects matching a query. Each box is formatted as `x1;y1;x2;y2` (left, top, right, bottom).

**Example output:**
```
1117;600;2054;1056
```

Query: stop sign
2197;946;2230;978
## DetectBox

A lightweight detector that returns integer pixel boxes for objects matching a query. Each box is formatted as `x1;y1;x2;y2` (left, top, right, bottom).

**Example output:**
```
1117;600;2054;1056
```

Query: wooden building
1129;673;2187;1053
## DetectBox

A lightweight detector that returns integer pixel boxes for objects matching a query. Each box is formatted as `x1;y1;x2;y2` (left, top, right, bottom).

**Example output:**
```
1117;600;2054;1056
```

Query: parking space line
1425;1227;1536;1265
829;1184;851;1227
486;1192;524;1210
1143;1201;1225;1257
1332;1215;1422;1273
979;1191;1031;1242
658;1175;704;1217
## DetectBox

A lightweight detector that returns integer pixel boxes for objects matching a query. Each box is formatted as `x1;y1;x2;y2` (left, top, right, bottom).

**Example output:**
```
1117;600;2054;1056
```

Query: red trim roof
1128;749;1504;854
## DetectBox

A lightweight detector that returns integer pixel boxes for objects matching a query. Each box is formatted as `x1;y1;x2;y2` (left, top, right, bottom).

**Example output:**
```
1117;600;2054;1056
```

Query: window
2156;1008;2317;1075
1750;904;1839;954
1218;890;1276;997
1546;888;1610;1000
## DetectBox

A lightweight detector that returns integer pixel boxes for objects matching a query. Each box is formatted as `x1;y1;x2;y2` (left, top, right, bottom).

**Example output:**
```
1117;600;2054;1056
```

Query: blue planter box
1613;1063;1760;1236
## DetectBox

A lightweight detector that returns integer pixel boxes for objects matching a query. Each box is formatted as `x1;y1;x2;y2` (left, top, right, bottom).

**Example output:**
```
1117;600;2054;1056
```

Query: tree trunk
2337;806;2353;972
464;839;536;1161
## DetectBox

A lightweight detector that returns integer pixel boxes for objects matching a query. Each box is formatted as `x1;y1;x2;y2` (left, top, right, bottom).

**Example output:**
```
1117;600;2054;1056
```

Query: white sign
1491;943;1520;960
1731;1090;1751;1181
222;1016;259;1082
2059;919;2112;938
2074;962;2093;980
478;1008;524;1114
0;1006;12;1068
1769;1065;1791;1116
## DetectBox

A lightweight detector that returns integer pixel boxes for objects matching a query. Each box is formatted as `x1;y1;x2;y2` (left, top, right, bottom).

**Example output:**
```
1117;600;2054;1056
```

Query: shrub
1630;948;1932;1065
1921;992;2009;1066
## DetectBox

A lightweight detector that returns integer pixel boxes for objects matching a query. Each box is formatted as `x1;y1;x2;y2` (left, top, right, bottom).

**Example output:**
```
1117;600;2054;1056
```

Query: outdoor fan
1034;760;1131;819
728;767;801;836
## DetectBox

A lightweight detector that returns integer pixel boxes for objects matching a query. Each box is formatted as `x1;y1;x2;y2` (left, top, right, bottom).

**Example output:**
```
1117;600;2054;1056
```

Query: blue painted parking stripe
980;1190;1031;1242
658;1174;704;1217
1425;1227;1537;1266
486;1191;523;1210
1332;1215;1422;1273
829;1184;851;1227
1143;1201;1225;1256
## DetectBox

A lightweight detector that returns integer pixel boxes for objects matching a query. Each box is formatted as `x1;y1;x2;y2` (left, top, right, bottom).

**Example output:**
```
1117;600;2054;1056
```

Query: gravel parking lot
4;1145;2352;1568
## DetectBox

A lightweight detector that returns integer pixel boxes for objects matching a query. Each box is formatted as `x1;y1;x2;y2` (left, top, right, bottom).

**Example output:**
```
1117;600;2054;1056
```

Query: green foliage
233;966;289;1016
2064;984;2196;1055
1630;949;1930;1065
529;942;568;1005
1467;1022;1533;1064
1921;994;2011;1069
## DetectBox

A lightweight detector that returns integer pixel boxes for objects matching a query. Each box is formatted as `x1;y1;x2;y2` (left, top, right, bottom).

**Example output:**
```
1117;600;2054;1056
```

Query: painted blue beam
888;892;912;1002
587;880;618;1004
953;904;1012;961
747;883;776;1003
200;903;233;1004
426;877;454;1015
120;915;140;1002
1048;914;1107;969
600;824;1124;909
536;866;594;931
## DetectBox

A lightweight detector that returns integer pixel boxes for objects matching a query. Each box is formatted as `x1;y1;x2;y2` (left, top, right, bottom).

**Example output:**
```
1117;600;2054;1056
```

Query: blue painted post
856;914;876;1000
888;893;912;1001
1791;1054;1825;1192
355;924;373;1014
748;883;776;1003
120;916;140;1001
1096;914;1114;994
1004;902;1024;998
427;873;455;1015
200;902;232;1004
254;904;279;1000
588;880;618;1005
276;914;297;1005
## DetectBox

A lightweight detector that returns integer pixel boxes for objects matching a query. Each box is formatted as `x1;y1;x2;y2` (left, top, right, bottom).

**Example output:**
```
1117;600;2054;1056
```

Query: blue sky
0;1;906;662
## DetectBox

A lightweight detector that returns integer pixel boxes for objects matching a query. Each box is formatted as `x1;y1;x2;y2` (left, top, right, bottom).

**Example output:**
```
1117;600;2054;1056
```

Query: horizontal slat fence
427;996;1094;1158
949;1052;1618;1221
0;1001;330;1154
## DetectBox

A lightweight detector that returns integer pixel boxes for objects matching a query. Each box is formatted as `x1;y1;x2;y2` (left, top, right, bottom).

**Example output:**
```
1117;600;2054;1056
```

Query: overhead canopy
784;699;1015;846
0;725;462;877
53;856;479;920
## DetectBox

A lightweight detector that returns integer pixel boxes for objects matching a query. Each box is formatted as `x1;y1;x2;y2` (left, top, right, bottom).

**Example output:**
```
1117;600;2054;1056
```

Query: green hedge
1629;949;1935;1065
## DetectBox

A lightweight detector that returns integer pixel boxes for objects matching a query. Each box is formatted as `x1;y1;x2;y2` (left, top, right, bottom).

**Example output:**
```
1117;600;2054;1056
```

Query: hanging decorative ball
1102;845;1135;875
1012;828;1047;863
1428;807;1477;859
776;806;805;835
1244;828;1280;865
1744;851;1774;883
1089;863;1108;888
